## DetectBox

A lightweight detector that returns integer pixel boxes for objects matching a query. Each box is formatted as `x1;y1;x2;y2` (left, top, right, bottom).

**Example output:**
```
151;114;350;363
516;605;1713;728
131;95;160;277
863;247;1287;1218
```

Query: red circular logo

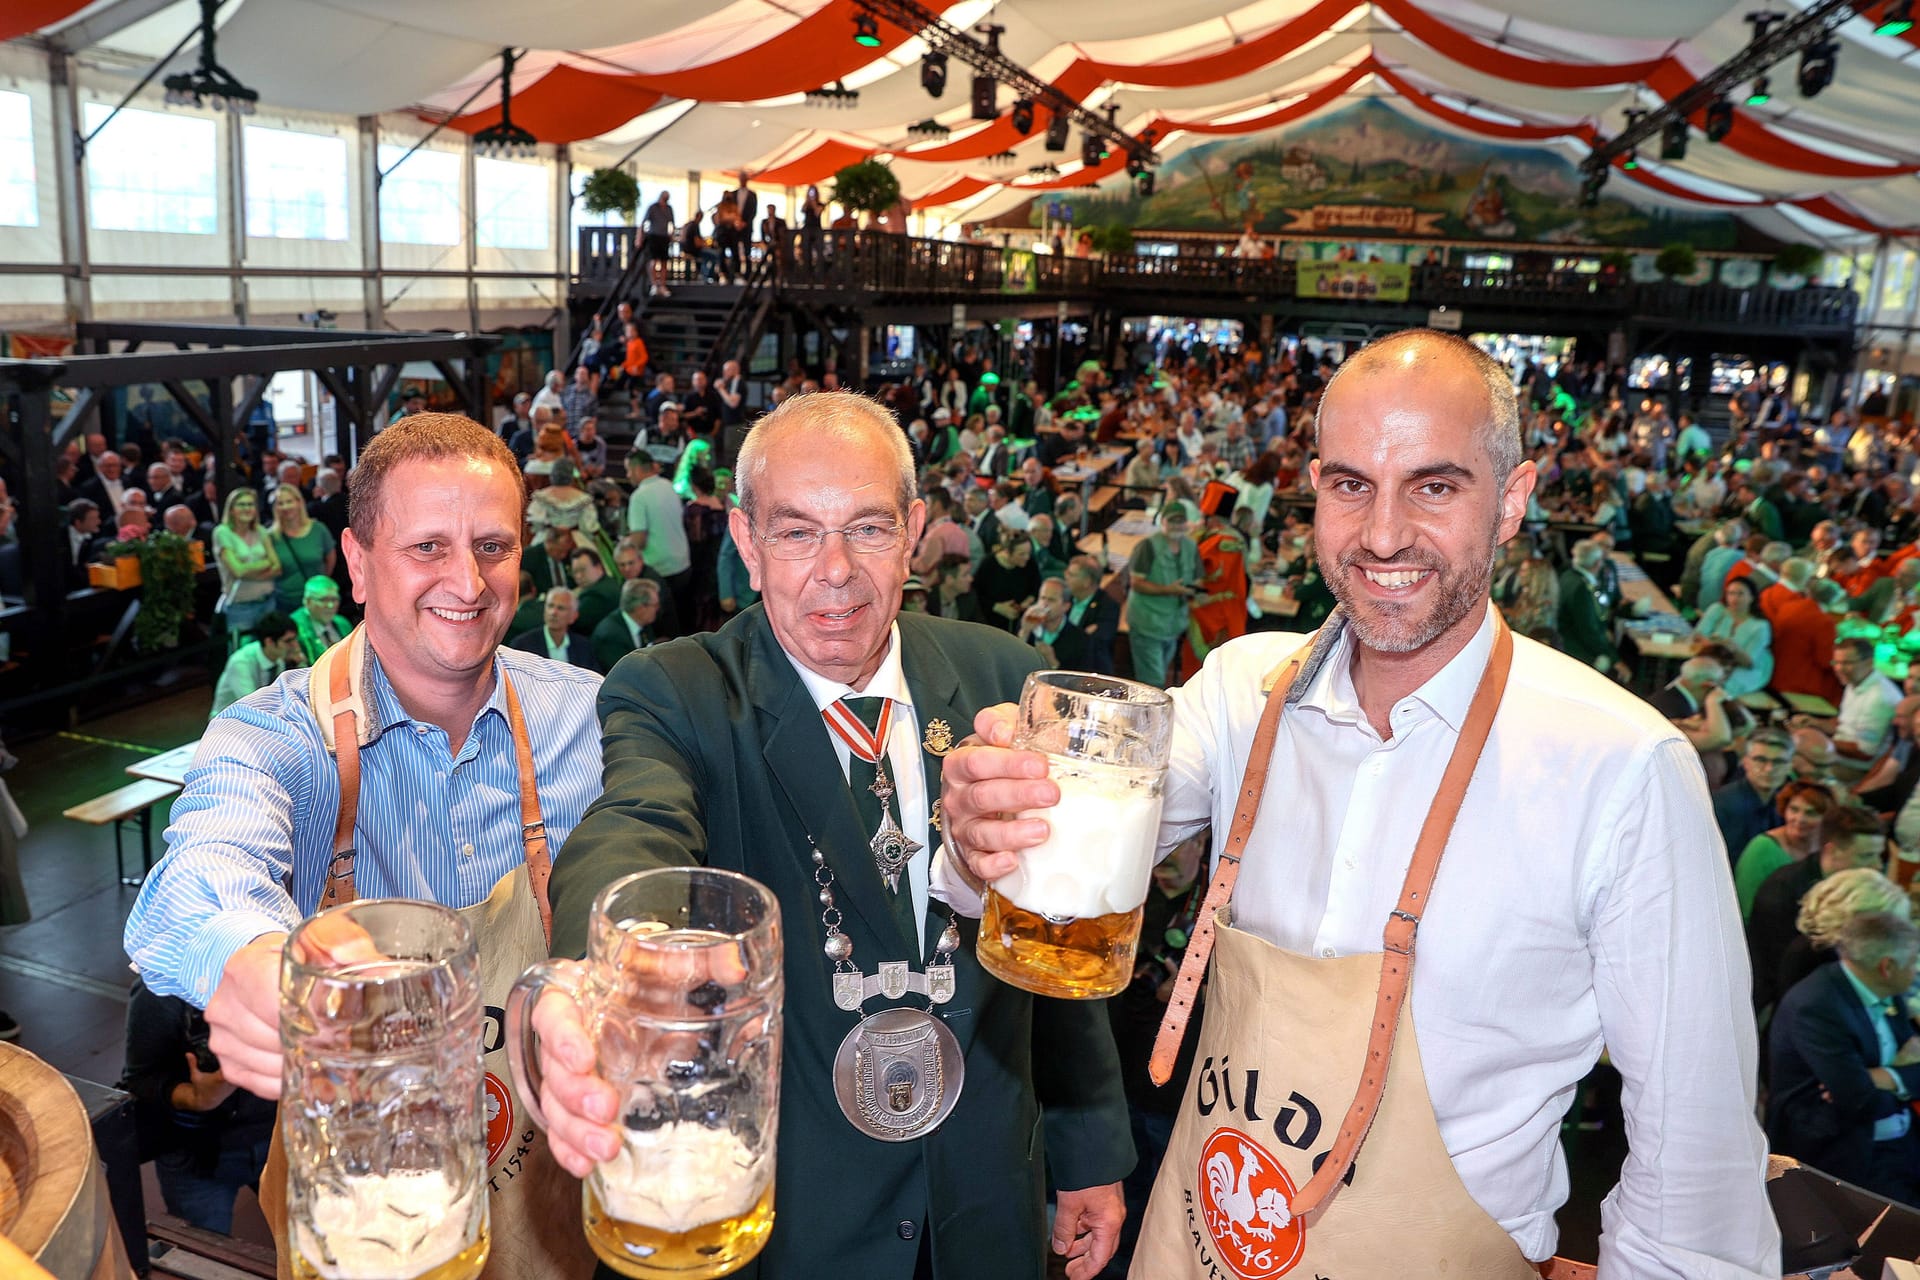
483;1072;513;1167
1197;1127;1305;1279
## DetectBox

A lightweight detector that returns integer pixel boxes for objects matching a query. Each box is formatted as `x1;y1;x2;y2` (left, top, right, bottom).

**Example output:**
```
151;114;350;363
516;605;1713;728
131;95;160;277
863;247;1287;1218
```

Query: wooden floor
1;682;1622;1265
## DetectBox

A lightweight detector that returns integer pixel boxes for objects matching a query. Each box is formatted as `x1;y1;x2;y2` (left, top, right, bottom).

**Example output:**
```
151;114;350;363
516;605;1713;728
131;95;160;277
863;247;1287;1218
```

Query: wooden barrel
0;1042;135;1280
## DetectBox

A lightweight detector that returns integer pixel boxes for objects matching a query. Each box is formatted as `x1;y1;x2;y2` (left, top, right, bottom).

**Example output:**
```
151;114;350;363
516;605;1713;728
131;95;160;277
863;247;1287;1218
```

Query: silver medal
832;1007;965;1142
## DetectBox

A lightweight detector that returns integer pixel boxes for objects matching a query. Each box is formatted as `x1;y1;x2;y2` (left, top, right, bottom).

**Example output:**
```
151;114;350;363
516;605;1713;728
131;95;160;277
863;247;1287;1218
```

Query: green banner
1296;260;1412;302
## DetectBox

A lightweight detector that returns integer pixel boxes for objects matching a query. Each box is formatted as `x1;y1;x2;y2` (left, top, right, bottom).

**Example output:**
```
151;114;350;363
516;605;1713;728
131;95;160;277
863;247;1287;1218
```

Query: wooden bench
64;778;181;887
1086;484;1123;516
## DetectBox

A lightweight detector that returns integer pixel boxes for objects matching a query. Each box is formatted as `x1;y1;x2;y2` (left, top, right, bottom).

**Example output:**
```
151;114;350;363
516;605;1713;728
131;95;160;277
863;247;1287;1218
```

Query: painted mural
1042;99;1737;249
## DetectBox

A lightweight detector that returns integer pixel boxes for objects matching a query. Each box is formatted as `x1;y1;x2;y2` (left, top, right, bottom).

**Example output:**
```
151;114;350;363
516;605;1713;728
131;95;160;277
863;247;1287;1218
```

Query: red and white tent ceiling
16;0;1920;240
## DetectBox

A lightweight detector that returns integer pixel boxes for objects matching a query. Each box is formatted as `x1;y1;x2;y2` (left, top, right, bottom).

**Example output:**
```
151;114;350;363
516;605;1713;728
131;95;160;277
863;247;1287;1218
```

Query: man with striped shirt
124;414;604;1275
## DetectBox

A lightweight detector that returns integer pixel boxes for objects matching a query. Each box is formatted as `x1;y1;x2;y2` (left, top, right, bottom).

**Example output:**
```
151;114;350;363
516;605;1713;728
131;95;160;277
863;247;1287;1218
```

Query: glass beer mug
280;900;489;1280
508;867;783;1280
979;670;1175;999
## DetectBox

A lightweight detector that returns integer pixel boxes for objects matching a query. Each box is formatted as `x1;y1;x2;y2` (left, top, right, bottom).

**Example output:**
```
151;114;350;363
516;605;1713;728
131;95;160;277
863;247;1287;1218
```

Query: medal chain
808;836;958;1013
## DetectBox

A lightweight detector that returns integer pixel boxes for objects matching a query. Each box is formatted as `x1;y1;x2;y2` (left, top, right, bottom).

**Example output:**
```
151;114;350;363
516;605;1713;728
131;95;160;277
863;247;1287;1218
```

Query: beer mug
979;671;1175;999
508;868;783;1279
281;900;489;1280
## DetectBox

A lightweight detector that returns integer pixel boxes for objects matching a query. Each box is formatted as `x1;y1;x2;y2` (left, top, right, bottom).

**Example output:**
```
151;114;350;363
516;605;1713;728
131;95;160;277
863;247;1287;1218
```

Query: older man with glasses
288;575;351;666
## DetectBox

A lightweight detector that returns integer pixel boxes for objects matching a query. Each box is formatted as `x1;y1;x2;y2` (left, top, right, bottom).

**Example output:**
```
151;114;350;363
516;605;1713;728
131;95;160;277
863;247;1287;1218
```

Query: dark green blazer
553;606;1134;1280
1557;568;1618;668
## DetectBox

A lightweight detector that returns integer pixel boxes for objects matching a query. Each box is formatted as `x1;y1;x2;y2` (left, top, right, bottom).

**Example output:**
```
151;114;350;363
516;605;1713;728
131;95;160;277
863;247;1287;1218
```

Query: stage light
1705;96;1735;142
1746;75;1771;105
161;0;259;115
1137;171;1155;198
1661;117;1689;160
1044;109;1071;152
1081;131;1102;168
971;74;998;120
852;12;882;47
1011;98;1035;135
472;47;536;157
806;80;860;108
1877;0;1915;36
908;118;950;140
1798;40;1837;97
921;51;948;97
1580;169;1607;207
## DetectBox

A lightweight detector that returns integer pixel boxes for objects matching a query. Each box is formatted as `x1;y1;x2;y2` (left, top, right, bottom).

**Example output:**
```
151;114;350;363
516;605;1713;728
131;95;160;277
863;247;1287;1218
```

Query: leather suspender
316;645;554;947
1148;613;1514;1221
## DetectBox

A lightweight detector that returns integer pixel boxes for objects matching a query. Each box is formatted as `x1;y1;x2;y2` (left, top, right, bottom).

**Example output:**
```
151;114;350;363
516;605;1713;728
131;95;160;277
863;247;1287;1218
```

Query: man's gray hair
1836;909;1920;969
620;577;660;610
1313;329;1521;480
1780;557;1813;590
1716;520;1747;547
1760;541;1793;569
735;392;914;519
545;586;577;608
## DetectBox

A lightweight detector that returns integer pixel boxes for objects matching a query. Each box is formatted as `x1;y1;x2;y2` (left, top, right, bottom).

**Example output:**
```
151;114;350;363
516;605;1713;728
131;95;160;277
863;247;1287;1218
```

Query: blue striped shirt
124;646;604;1008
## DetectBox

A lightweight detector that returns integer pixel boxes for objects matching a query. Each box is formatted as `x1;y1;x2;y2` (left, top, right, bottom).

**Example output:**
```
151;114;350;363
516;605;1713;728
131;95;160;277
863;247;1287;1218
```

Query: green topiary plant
1087;225;1136;256
108;531;197;651
831;159;903;218
1773;243;1823;278
1598;250;1631;274
1654;242;1698;280
579;168;641;222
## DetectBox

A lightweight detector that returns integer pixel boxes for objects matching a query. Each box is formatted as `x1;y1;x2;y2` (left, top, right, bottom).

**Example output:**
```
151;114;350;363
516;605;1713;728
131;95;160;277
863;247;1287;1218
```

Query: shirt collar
364;644;509;745
1299;601;1497;735
786;622;913;716
1842;960;1896;1018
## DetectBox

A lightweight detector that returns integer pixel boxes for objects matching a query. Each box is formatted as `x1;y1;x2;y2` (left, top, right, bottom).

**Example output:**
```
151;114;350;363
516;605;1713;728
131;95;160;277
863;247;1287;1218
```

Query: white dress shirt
934;603;1777;1277
786;623;934;956
1161;606;1774;1277
1837;670;1901;754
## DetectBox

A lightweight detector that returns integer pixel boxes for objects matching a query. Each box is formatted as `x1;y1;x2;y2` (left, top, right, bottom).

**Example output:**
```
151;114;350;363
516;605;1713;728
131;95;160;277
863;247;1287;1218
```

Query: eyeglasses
753;520;905;561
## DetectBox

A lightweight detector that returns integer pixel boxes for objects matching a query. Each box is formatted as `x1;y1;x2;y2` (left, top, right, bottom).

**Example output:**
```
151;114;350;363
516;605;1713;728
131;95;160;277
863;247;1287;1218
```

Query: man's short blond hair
348;413;521;541
1799;867;1910;950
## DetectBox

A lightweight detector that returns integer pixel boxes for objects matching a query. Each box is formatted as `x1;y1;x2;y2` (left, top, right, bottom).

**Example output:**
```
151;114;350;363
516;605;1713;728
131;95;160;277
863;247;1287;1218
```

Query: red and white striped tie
822;696;894;764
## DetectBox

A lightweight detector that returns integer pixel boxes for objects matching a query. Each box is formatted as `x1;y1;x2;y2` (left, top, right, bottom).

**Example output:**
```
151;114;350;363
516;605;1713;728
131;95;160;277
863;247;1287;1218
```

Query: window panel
476;158;549;250
244;125;348;240
0;91;36;228
377;144;461;246
83;103;217;234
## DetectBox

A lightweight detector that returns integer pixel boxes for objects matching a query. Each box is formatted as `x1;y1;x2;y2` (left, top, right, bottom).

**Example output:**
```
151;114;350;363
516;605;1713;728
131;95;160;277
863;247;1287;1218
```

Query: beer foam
297;1170;478;1280
993;757;1165;919
593;1122;770;1235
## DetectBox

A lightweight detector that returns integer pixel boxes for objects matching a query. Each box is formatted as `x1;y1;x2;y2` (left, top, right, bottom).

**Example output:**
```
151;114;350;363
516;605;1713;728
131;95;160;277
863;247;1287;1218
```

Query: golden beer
978;887;1144;999
585;1179;775;1279
291;1229;488;1280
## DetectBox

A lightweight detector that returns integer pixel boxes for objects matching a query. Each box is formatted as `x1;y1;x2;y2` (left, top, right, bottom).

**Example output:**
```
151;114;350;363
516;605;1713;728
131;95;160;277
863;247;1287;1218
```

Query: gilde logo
1198;1127;1304;1279
483;1072;513;1167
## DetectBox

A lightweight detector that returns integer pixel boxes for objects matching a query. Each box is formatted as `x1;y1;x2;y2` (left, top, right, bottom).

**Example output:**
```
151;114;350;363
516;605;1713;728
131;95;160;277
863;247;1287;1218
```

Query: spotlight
1081;131;1103;168
1044;109;1071;152
1028;162;1061;178
971;74;998;120
472;48;536;157
160;0;260;115
1580;168;1607;207
1878;0;1915;36
908;118;950;140
985;150;1018;167
1661;117;1689;160
1011;98;1035;135
852;11;882;47
805;80;860;108
1705;96;1735;142
920;51;947;97
1137;171;1155;198
1746;75;1771;105
1798;40;1837;97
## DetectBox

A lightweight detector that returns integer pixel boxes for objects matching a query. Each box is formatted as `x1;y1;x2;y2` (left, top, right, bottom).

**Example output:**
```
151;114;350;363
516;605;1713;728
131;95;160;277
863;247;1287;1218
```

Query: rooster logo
1197;1127;1304;1278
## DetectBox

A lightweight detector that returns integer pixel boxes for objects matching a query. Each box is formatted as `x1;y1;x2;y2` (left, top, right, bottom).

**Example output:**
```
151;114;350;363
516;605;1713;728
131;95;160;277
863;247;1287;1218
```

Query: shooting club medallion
832;1007;964;1142
1197;1127;1304;1279
922;718;955;757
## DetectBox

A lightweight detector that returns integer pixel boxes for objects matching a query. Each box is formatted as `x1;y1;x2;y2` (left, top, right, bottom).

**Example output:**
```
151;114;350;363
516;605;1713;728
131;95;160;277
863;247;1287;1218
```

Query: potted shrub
105;531;199;651
1772;243;1823;287
830;159;903;228
1654;242;1698;281
1087;225;1136;258
1597;249;1631;282
579;168;641;223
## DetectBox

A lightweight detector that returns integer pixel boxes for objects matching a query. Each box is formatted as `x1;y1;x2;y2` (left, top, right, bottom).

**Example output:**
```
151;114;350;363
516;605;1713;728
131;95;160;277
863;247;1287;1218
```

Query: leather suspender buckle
1383;909;1421;956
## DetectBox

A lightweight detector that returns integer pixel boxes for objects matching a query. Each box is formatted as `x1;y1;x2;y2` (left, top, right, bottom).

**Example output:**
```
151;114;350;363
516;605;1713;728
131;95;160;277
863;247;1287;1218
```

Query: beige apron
259;630;596;1280
1133;615;1595;1280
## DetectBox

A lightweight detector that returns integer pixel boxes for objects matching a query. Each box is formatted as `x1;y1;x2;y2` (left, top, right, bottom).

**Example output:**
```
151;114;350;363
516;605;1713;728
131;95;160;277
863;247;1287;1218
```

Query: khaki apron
259;630;596;1280
1134;615;1595;1280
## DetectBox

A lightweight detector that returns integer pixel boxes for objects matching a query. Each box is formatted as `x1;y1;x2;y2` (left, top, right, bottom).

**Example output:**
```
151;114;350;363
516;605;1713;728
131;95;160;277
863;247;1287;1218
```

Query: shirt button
1321;947;1336;958
897;1221;917;1240
461;843;474;859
